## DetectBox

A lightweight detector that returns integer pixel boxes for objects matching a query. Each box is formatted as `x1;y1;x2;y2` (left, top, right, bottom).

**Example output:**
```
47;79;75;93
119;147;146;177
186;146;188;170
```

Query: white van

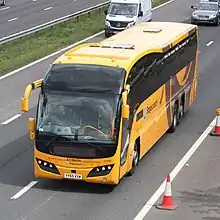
104;0;152;37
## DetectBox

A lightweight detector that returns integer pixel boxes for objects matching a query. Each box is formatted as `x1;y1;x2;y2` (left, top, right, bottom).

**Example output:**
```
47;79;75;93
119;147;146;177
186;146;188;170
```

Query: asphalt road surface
0;0;107;39
1;0;220;219
145;134;220;220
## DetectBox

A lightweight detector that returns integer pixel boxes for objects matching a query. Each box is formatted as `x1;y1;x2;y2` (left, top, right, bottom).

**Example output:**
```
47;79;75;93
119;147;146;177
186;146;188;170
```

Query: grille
51;145;96;157
109;21;128;28
198;15;209;18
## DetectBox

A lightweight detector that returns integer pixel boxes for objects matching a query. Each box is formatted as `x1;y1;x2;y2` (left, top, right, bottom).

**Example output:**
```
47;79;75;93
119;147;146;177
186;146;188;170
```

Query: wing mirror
122;87;130;119
21;97;29;112
104;9;108;15
191;5;197;9
122;104;129;119
138;11;143;17
28;118;36;140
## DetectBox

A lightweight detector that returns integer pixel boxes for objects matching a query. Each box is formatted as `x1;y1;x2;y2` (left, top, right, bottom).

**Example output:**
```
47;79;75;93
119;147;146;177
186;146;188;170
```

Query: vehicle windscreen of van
108;3;138;16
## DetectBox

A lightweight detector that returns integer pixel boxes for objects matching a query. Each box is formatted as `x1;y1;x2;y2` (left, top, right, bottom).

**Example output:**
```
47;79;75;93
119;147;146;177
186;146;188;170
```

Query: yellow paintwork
53;22;197;78
23;21;198;185
34;120;124;185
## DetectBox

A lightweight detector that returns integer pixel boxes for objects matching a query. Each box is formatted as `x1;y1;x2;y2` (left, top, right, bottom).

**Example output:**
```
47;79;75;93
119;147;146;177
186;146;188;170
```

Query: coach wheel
128;142;139;176
178;99;184;122
168;103;178;133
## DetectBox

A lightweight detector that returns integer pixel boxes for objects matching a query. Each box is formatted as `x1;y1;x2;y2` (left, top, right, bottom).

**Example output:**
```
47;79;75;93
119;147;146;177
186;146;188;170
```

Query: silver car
191;2;220;25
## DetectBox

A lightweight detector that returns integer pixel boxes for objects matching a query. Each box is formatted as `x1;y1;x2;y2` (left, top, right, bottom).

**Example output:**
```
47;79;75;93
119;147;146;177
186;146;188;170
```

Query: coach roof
54;22;197;69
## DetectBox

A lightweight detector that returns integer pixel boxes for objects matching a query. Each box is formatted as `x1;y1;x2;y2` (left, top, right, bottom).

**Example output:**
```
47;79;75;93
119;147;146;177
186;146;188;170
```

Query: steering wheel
82;125;109;139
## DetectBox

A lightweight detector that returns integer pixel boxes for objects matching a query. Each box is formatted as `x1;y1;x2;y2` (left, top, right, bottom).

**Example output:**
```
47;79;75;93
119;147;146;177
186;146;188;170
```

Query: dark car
191;2;220;25
1;0;6;6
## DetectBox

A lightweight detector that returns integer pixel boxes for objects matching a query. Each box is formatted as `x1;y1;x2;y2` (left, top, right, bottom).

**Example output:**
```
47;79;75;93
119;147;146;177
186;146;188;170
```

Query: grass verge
0;0;170;76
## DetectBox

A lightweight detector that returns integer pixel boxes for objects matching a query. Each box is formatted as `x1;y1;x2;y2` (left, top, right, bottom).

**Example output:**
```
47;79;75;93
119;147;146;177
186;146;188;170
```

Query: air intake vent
92;43;135;49
143;28;162;33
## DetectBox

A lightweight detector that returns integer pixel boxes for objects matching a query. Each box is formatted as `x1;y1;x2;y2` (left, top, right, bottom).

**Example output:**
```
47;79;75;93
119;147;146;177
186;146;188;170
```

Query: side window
127;57;145;85
156;31;197;83
179;33;197;69
127;53;161;115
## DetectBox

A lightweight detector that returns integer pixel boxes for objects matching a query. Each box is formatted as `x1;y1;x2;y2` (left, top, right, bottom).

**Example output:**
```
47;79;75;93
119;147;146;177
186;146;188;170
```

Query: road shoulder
144;134;220;220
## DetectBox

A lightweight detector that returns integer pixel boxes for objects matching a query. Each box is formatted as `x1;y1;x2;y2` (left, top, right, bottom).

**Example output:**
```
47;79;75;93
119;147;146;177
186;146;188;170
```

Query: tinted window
44;64;125;94
127;31;197;114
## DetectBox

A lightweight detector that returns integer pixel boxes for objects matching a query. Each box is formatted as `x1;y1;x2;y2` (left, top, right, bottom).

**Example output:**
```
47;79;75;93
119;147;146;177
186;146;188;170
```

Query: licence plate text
64;173;82;180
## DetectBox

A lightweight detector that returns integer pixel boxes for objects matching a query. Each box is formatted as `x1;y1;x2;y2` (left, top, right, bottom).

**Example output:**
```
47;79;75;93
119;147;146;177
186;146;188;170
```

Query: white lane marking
206;41;214;47
33;0;37;1
1;113;22;125
0;31;103;81
0;6;10;11
10;181;38;200
8;17;18;22
44;6;53;11
134;117;216;220
0;0;175;81
19;192;58;220
153;0;175;9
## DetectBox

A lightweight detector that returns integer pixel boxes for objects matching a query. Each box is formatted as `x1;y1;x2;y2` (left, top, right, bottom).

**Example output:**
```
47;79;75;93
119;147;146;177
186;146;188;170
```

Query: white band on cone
216;115;220;126
164;182;172;196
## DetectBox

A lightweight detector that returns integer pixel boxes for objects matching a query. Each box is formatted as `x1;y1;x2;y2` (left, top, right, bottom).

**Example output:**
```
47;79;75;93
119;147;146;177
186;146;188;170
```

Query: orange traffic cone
210;108;220;136
156;174;177;210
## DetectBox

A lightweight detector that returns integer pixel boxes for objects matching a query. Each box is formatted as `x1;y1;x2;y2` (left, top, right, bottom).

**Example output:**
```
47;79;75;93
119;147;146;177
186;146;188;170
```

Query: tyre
214;17;219;26
168;103;178;133
104;31;111;38
178;98;184;123
127;142;139;176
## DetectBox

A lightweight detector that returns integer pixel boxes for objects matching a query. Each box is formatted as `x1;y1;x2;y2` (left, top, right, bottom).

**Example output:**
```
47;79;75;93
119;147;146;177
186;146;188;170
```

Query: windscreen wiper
45;134;63;148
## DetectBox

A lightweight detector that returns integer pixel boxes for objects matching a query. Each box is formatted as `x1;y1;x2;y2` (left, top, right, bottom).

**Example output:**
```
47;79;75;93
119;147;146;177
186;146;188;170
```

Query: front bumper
104;27;125;36
34;150;120;185
191;16;218;24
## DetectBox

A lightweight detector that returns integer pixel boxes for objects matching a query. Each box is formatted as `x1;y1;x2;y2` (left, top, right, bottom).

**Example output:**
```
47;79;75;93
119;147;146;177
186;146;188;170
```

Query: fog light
103;177;107;182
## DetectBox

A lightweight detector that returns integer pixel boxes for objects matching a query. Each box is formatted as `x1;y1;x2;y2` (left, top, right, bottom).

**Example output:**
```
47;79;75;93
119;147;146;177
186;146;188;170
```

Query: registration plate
64;173;82;180
199;16;208;20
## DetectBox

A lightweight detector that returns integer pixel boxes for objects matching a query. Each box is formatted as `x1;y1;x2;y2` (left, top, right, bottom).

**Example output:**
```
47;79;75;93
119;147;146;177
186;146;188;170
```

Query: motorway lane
0;0;107;39
145;135;220;220
0;0;220;219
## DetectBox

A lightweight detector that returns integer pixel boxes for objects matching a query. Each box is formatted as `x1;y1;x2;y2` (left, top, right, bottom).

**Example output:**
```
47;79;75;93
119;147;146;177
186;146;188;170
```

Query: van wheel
127;142;139;176
214;17;219;26
105;32;111;38
168;103;178;133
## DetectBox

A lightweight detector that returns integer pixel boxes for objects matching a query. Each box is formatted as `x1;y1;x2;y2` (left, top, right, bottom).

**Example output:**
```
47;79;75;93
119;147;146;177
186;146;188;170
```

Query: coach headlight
87;164;114;177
